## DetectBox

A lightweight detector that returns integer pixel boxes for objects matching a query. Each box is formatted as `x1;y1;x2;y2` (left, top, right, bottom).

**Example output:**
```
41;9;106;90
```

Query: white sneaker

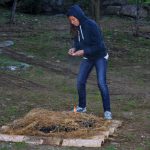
71;106;87;113
104;111;112;120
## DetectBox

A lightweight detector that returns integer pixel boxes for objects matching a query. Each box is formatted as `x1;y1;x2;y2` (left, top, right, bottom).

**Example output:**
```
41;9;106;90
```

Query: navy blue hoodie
67;5;107;60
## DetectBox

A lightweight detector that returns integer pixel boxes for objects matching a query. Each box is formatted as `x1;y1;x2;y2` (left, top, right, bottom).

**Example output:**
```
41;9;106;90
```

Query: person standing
67;5;112;120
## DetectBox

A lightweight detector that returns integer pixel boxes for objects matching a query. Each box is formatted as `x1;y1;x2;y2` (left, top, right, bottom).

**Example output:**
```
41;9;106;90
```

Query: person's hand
68;48;75;56
72;50;84;57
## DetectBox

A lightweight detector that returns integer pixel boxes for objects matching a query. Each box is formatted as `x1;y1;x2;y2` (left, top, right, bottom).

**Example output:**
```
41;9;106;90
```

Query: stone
0;134;62;145
62;138;103;147
18;0;73;14
103;0;127;6
120;5;148;18
0;40;14;48
104;6;121;15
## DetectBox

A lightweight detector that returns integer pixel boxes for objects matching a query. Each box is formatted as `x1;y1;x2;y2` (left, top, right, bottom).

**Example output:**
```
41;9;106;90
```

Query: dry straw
1;108;111;139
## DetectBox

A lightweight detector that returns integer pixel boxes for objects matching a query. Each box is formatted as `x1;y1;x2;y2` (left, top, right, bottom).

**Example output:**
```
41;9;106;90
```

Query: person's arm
73;35;80;51
68;35;80;56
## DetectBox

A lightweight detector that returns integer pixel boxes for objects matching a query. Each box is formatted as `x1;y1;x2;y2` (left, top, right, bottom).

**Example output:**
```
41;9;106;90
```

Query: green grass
5;106;18;115
105;145;117;150
0;142;28;150
0;8;10;23
136;147;144;150
11;30;70;60
0;8;69;61
125;133;136;141
0;55;21;67
122;99;137;111
0;147;9;150
0;106;18;125
102;16;150;65
144;139;150;149
0;55;31;73
146;114;150;119
14;142;28;150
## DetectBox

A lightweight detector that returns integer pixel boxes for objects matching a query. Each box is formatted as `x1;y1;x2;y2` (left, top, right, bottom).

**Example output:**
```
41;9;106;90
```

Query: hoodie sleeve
73;35;80;51
83;22;106;57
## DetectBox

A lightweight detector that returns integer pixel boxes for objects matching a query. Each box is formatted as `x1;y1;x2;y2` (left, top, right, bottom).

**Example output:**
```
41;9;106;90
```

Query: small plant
144;139;150;149
125;133;136;141
7;106;17;114
14;142;28;150
0;147;9;150
123;99;137;111
105;145;117;150
136;147;144;150
0;55;20;67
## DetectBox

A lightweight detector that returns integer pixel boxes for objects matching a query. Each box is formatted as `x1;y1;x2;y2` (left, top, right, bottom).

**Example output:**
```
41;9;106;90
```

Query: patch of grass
0;142;28;150
12;31;70;60
127;45;150;64
144;139;150;149
128;0;137;4
0;8;69;61
14;142;28;150
0;55;21;67
146;114;150;119
103;19;150;65
60;85;76;94
122;99;137;111
124;133;136;141
105;145;117;150
0;105;18;125
104;29;113;39
0;116;10;125
136;147;144;150
0;8;10;23
0;147;9;150
17;67;44;79
0;106;18;124
34;67;44;76
5;106;18;115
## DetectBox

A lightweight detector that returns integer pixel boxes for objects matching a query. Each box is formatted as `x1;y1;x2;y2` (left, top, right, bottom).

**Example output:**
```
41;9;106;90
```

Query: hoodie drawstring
78;31;80;42
78;25;84;42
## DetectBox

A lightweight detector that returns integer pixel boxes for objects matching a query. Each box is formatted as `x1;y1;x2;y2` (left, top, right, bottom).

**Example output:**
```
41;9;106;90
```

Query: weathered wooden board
62;138;103;147
0;134;62;145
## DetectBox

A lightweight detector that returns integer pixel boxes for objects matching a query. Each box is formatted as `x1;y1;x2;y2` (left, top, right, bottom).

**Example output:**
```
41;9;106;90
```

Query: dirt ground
0;9;150;150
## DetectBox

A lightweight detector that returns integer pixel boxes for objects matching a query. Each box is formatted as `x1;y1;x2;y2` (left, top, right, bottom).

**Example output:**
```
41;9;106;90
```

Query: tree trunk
90;0;101;23
10;0;18;24
135;0;143;36
95;0;100;23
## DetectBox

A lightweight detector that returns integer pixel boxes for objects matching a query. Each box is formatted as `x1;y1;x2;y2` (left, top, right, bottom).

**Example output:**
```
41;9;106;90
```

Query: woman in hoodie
67;5;112;120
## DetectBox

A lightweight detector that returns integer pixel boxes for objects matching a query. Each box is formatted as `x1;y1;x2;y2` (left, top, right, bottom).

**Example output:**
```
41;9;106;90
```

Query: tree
10;0;18;24
90;0;101;23
134;0;145;37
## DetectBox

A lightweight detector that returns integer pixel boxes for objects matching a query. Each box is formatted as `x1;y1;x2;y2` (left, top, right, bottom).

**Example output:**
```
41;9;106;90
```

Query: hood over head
67;5;87;24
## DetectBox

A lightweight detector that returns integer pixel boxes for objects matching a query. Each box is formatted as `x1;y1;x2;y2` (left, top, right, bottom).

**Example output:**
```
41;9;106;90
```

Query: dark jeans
77;57;111;112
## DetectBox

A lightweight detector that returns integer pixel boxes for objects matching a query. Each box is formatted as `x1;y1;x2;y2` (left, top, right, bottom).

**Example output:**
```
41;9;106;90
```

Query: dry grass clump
1;108;111;138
